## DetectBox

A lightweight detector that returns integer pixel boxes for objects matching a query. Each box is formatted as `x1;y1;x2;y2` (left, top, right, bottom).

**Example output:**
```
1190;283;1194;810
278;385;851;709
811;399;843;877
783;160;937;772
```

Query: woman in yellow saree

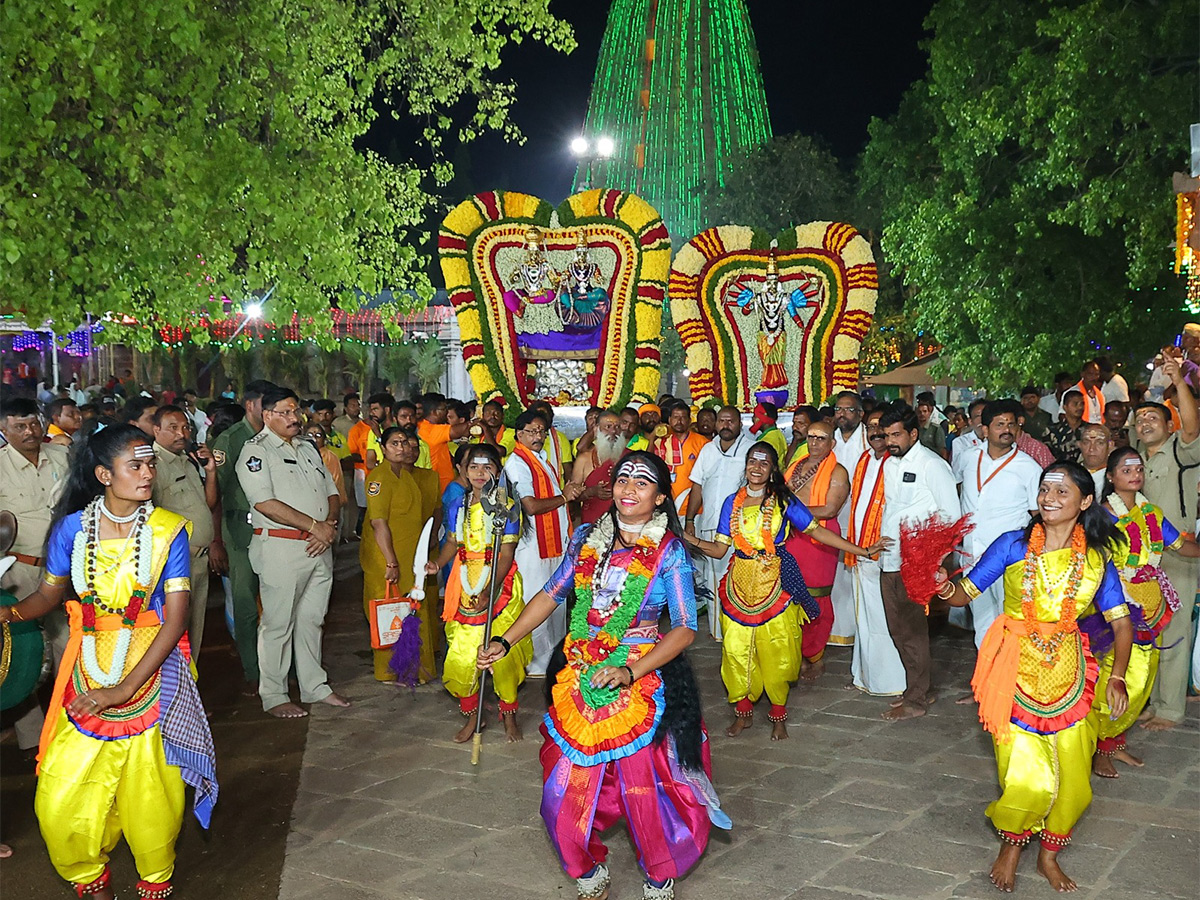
937;461;1132;893
0;424;217;900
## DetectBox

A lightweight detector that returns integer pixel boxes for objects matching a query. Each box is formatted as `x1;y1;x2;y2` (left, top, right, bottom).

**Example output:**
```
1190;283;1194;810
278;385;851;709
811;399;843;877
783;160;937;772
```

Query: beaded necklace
455;497;496;600
72;498;155;688
730;487;776;558
570;512;666;708
1021;523;1085;668
1107;492;1164;579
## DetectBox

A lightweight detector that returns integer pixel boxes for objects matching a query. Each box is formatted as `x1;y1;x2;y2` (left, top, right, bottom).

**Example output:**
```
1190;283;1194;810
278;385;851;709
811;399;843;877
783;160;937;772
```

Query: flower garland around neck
1022;522;1086;669
570;511;667;709
72;498;155;689
731;487;777;558
456;497;496;600
1107;492;1164;578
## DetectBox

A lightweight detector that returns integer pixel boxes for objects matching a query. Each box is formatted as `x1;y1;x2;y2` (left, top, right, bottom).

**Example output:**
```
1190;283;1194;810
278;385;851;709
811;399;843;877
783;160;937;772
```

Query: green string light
576;0;772;239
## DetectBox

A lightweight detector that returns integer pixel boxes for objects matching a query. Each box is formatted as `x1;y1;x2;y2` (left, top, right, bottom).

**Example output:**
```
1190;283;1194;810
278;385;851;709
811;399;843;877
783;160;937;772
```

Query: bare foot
266;702;308;719
770;720;788;741
0;844;11;859
455;717;483;743
889;697;905;708
502;714;523;743
1113;747;1144;768
1092;753;1119;779
1141;717;1179;731
1036;848;1077;892
989;842;1021;892
1136;707;1155;722
726;716;752;737
954;692;976;706
882;703;926;721
799;658;826;681
843;682;858;691
319;692;351;708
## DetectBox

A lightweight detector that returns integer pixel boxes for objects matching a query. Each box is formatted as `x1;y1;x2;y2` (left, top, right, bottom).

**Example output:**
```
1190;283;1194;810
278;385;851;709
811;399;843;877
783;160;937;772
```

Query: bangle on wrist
492;635;512;656
1108;675;1126;684
10;606;23;622
622;664;635;684
309;516;317;532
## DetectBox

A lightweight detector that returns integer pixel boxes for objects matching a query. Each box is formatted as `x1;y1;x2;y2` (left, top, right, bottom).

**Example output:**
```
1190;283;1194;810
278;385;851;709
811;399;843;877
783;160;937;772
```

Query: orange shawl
785;451;837;511
845;451;884;567
512;442;565;558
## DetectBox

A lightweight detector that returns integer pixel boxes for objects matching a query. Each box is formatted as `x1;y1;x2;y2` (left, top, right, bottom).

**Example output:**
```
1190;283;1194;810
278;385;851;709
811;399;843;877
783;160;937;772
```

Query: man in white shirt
1097;356;1130;403
1038;371;1076;421
685;405;754;639
827;391;870;647
950;398;987;484
878;405;961;721
1073;360;1107;424
1077;422;1113;499
957;400;1041;651
504;409;582;674
847;408;906;697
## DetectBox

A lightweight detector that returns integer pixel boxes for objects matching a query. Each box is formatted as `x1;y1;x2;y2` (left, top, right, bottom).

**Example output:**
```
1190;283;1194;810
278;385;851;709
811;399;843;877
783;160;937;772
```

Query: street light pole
572;135;615;191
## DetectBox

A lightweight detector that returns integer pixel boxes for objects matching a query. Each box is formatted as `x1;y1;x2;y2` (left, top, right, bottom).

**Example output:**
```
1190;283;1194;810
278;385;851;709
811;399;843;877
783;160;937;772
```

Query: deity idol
556;228;612;329
503;225;559;318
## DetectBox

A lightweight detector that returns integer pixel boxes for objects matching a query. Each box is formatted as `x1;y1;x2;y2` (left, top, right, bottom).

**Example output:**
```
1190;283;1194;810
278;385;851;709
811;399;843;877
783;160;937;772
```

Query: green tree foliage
861;0;1194;389
701;133;853;233
1;0;573;346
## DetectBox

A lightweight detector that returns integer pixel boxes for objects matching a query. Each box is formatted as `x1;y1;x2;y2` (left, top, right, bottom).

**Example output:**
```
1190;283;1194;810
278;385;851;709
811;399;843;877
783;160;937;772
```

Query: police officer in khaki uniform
0;397;69;752
211;379;275;685
236;386;350;718
152;404;222;662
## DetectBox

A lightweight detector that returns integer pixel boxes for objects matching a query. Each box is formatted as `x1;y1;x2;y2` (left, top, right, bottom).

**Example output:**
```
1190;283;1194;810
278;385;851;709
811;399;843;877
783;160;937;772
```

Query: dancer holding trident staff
427;444;531;745
477;452;728;900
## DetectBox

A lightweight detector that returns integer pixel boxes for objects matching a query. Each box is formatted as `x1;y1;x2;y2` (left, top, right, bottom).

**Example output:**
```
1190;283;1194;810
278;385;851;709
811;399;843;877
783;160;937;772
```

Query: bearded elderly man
1131;353;1200;730
505;408;584;675
568;410;624;525
827;392;870;646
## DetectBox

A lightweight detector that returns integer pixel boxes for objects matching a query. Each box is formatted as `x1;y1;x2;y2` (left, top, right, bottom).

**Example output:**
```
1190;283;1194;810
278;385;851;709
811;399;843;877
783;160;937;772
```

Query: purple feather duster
388;613;423;693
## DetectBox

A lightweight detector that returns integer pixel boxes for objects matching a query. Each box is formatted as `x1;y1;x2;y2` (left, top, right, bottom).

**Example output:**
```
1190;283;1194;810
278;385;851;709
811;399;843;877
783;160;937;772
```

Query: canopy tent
861;352;975;388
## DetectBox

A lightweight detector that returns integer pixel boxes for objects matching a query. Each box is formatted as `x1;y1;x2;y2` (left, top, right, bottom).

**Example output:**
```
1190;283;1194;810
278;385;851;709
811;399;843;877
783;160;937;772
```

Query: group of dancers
0;420;1189;898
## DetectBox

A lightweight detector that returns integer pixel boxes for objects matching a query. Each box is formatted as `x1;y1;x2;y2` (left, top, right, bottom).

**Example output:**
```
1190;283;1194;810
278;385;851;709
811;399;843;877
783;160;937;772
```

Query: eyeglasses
268;407;300;419
521;427;546;436
833;406;860;413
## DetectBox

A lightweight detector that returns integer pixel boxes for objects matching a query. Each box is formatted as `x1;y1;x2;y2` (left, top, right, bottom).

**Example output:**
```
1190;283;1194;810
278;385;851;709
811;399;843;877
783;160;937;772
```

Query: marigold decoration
438;189;670;414
1108;492;1164;579
899;513;974;606
1022;524;1086;668
670;222;878;408
730;489;776;558
1174;175;1200;314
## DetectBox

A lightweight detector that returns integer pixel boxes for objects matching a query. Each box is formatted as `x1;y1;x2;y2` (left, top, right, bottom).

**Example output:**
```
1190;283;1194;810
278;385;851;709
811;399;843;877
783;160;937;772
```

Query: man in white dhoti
504;409;582;675
847;408;906;696
829;391;869;646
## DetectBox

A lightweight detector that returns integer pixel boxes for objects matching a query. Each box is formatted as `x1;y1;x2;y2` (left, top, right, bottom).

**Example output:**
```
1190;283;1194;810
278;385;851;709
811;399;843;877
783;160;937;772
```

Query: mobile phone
1175;334;1183;348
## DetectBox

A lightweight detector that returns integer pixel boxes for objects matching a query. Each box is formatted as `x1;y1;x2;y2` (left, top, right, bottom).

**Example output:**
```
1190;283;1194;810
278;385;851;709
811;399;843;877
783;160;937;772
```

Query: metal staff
471;480;513;765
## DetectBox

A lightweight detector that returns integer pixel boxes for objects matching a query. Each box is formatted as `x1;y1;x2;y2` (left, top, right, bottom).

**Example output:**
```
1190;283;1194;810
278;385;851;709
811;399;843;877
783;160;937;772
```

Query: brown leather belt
252;528;310;541
12;553;44;566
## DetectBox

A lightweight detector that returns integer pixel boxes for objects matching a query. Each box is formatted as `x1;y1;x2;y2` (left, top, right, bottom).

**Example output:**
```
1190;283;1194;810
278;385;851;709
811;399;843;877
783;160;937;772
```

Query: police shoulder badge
213;449;226;466
367;481;381;496
246;456;263;473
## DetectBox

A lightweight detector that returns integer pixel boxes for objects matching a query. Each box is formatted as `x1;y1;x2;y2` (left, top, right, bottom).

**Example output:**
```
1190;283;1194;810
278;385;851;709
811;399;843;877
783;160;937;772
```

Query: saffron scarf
784;452;837;513
512;442;565;558
845;451;884;567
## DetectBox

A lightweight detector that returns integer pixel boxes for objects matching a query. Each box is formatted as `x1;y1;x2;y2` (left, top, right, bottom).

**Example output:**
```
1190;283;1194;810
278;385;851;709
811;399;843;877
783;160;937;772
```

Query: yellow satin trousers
720;606;802;706
987;717;1095;839
443;592;532;704
36;712;185;886
1094;642;1157;741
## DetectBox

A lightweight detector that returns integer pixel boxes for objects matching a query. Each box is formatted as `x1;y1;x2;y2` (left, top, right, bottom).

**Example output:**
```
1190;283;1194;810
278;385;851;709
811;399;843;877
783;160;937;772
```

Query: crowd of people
2;336;1199;898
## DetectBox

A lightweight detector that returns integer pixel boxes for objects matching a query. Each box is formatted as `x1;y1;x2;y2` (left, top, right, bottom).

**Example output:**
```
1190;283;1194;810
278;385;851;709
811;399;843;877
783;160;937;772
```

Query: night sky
440;0;936;204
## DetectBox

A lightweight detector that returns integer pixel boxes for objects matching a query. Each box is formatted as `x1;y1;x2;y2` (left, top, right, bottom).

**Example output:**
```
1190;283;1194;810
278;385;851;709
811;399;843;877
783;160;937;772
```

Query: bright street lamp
570;136;589;156
244;301;263;319
573;134;617;190
595;136;615;158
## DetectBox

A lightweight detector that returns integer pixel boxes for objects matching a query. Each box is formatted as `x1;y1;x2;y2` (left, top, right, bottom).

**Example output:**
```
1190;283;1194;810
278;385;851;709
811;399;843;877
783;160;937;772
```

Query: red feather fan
900;514;975;605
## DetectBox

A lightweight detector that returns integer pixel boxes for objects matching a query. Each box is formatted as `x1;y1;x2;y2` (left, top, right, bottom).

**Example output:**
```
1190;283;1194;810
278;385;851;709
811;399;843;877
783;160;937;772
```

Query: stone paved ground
279;581;1199;900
